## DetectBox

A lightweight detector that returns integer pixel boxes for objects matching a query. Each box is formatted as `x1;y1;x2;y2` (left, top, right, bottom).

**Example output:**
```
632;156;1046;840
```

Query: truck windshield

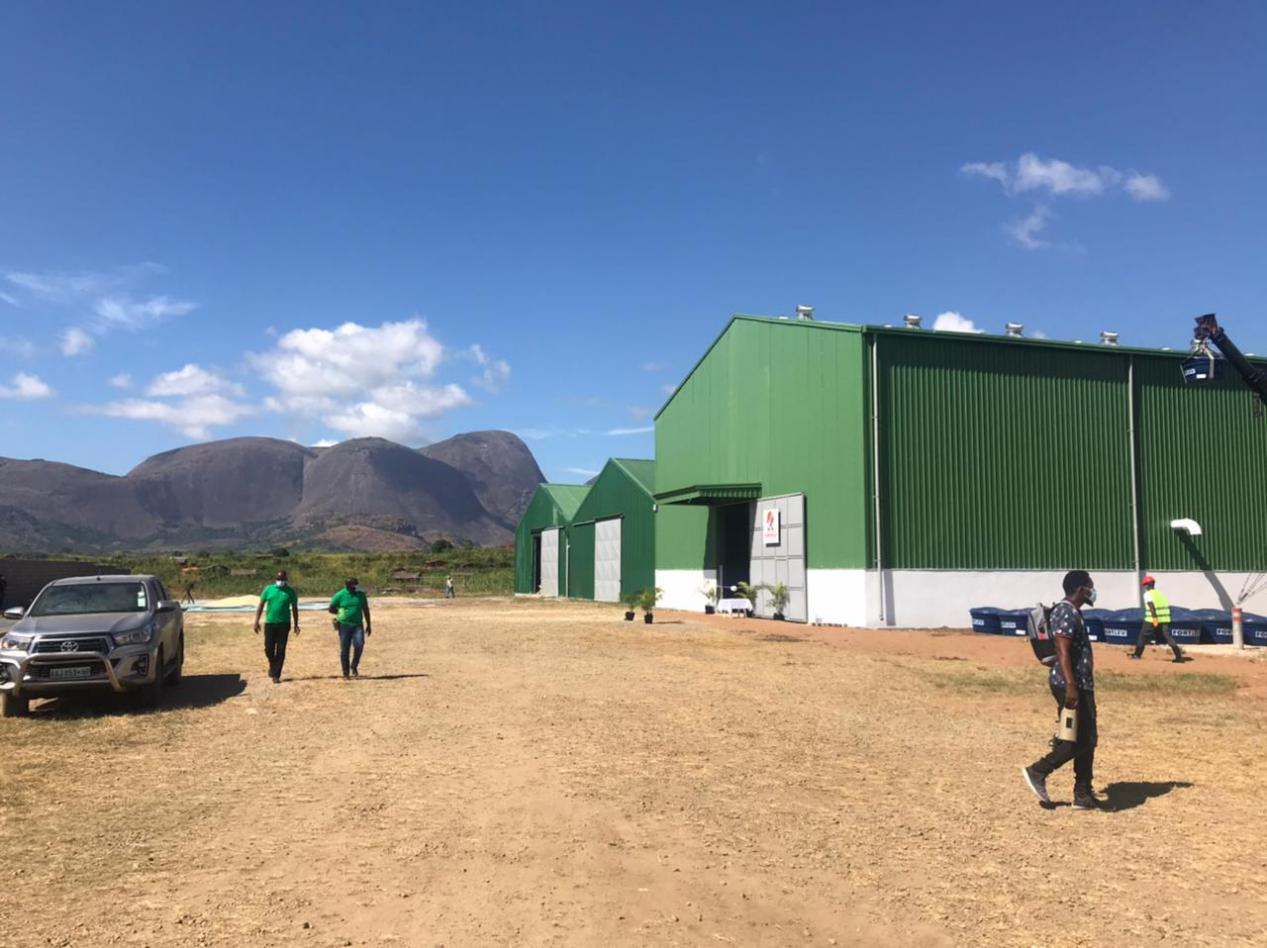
30;582;149;617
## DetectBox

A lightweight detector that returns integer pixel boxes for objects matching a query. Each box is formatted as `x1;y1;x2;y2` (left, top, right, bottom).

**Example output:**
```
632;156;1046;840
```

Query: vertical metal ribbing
870;333;885;623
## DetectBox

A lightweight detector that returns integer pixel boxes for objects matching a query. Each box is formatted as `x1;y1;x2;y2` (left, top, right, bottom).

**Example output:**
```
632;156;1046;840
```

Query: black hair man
254;570;300;683
1022;570;1102;811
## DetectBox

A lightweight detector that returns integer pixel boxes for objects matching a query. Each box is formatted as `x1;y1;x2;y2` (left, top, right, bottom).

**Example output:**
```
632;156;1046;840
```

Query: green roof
611;458;655;498
541;484;589;521
654;313;1244;421
654;482;762;506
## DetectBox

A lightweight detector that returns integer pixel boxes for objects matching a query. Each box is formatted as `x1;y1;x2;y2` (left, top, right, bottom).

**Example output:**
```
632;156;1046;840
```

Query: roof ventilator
1100;331;1120;346
795;305;815;321
903;314;922;328
1004;322;1024;337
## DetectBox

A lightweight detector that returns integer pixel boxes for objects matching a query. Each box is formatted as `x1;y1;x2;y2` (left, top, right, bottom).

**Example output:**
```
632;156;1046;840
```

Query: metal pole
1233;604;1244;649
1127;357;1143;604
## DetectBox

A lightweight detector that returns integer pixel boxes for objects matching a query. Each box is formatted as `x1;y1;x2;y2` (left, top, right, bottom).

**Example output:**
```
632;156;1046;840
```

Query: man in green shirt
254;570;300;683
329;576;372;678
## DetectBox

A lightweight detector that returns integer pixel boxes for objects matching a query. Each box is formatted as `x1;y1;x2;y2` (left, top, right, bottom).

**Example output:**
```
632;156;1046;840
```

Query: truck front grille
32;637;111;654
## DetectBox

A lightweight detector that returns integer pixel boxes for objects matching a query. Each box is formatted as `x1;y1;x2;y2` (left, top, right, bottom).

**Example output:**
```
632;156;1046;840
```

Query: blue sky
2;2;1265;481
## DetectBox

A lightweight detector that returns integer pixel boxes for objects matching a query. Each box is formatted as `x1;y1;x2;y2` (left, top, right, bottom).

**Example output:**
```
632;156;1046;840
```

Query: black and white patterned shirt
1048;600;1094;692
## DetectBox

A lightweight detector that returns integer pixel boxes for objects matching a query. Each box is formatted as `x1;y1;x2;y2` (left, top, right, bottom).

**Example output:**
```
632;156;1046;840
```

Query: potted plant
638;586;663;624
700;580;720;615
767;582;790;621
734;581;758;617
621;591;639;622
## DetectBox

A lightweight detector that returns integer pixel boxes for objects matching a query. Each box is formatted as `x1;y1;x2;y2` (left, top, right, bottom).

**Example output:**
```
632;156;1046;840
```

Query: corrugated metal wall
655;318;871;568
1135;354;1267;571
568;522;595;599
570;459;656;599
513;486;587;594
876;332;1135;569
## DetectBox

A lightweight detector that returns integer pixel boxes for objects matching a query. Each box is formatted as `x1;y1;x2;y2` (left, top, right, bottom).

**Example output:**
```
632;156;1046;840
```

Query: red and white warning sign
762;507;780;545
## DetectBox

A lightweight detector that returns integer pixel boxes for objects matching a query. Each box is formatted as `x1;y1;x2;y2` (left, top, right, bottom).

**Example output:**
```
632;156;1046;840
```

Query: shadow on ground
285;673;431;683
26;673;246;718
1103;780;1194;811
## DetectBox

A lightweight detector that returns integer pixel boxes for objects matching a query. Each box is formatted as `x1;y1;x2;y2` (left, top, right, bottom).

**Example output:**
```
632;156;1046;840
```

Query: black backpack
1027;603;1058;667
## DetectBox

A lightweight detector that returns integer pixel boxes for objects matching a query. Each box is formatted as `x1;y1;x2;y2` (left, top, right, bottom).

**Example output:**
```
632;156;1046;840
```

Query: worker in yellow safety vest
1132;576;1185;662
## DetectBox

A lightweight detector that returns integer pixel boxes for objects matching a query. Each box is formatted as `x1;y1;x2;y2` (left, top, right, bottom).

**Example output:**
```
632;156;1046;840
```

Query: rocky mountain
419;430;544;524
0;430;543;552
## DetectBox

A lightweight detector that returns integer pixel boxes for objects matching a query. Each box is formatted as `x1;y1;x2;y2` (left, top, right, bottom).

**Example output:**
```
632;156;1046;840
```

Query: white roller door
749;494;807;622
594;517;622;602
540;528;560;597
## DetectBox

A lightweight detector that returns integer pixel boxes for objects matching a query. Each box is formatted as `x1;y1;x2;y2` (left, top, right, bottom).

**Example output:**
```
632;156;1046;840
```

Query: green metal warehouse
514;483;588;597
566;458;656;602
652;314;1267;626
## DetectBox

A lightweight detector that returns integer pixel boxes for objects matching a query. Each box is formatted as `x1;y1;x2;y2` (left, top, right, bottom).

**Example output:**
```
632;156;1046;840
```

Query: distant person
1022;570;1102;811
254;570;300;684
182;581;196;605
1133;576;1185;662
445;575;455;599
329;577;372;679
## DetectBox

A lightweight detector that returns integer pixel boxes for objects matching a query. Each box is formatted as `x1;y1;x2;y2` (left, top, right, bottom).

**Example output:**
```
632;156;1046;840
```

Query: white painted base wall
656;569;718;613
660;567;1267;629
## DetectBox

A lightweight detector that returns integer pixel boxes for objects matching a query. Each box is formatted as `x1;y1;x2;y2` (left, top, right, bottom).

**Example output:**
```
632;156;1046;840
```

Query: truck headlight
113;624;155;646
0;635;29;652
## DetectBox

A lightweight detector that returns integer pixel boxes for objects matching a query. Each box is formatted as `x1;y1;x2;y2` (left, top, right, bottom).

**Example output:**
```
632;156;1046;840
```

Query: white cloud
961;161;1009;186
1008;205;1051;249
108;373;133;389
146;363;243;398
604;425;653;436
931;312;984;334
567;467;600;478
964;153;1169;202
1125;173;1170;202
0;292;20;308
93;295;196;329
0;372;53;399
628;405;653;422
253;319;477;441
640;361;668;373
60;327;94;356
4;263;165;304
312;438;338;448
661;383;678;397
464;343;512;393
89;393;255;439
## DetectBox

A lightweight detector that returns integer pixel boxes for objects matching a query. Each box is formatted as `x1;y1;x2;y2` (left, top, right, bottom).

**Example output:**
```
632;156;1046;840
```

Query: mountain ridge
0;430;543;552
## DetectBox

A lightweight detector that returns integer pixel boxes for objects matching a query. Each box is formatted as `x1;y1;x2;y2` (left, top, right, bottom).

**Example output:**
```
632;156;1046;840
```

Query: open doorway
716;502;753;596
532;533;543;593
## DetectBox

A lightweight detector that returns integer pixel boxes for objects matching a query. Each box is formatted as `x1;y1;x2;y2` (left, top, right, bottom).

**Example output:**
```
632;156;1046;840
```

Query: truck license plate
49;665;94;680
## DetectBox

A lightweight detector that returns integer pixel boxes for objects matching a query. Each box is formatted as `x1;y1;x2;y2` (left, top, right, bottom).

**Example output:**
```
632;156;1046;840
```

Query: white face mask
276;580;287;587
1084;587;1097;605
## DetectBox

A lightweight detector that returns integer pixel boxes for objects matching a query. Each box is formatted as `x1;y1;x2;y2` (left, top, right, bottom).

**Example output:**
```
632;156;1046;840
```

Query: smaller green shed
567;458;656;603
514;484;589;596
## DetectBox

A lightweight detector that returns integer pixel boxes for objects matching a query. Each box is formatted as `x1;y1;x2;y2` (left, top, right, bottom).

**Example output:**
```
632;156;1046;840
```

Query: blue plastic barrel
1082;608;1113;643
1101;608;1144;647
1190;608;1233;644
1244;613;1267;647
997;609;1032;637
970;607;1003;635
1167;607;1203;645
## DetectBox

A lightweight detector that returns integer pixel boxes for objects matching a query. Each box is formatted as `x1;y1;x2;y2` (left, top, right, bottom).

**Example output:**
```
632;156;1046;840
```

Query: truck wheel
142;648;165;709
165;636;184;686
1;693;30;717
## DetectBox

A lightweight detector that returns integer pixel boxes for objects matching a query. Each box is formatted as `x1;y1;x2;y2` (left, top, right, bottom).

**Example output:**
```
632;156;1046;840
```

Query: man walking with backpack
1022;570;1102;811
1133;576;1185;662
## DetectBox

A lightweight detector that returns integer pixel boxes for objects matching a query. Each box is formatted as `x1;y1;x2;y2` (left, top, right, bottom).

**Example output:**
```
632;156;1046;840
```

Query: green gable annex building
518;313;1267;627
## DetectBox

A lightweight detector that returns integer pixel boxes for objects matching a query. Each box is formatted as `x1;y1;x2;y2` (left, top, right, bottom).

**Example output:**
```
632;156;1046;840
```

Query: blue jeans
338;623;364;675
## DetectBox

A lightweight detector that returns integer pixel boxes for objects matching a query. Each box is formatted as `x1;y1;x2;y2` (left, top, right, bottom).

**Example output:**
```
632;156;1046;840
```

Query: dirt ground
2;598;1266;947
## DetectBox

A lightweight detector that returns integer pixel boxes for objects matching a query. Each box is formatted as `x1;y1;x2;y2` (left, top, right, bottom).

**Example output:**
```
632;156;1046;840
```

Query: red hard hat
1141;575;1156;586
